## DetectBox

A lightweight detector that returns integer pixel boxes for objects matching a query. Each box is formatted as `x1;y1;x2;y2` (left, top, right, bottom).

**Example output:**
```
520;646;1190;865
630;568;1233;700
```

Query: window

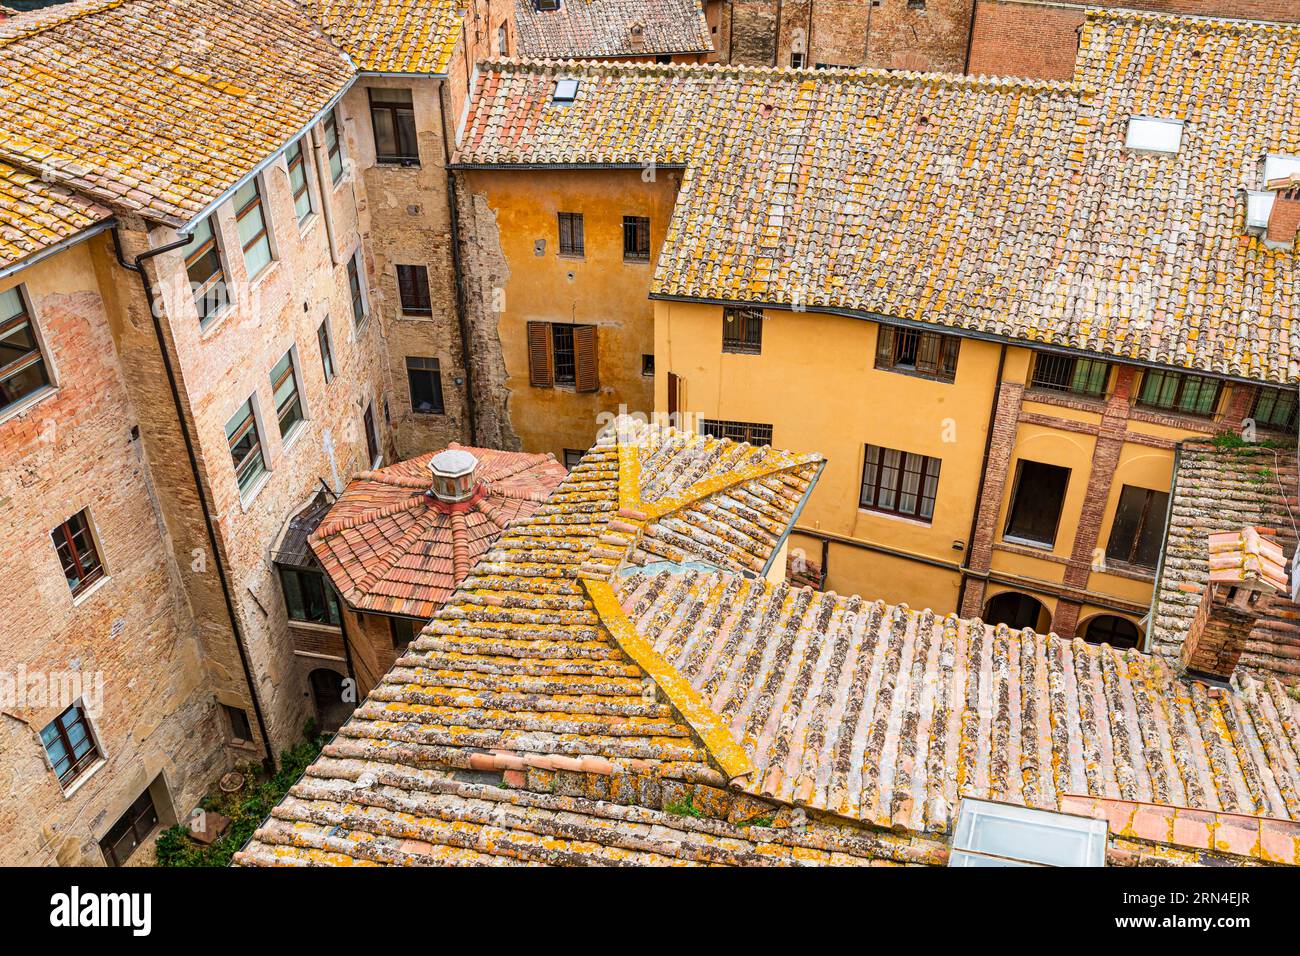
949;798;1106;867
1030;353;1110;397
396;264;432;316
526;321;599;391
51;509;104;596
553;78;579;103
1;286;52;414
1083;615;1140;650
791;52;805;68
270;350;304;439
234;178;273;278
406;356;445;414
1136;369;1221;417
40;703;100;787
347;252;367;327
875;325;959;381
497;23;507;54
369;88;418;164
286;138;313;225
701;419;773;446
100;786;160;866
859;444;942;521
557;212;584;256
279;565;341;625
1252;386;1298;432
364;402;380;466
317;318;335;382
722;307;763;354
184;215;227;325
641;353;655;377
223;704;253;742
1105;485;1169;569
536;0;560;9
623;215;650;261
1125;116;1183;155
907;0;926;8
324;109;345;183
1005;460;1070;547
390;617;419;650
225;398;267;495
564;448;584;470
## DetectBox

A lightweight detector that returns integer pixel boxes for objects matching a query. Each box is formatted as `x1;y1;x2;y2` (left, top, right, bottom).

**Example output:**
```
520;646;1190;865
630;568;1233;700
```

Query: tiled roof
1153;441;1300;684
0;159;111;270
239;421;1300;866
513;0;711;59
0;0;355;224
310;445;567;620
456;10;1300;384
294;0;463;74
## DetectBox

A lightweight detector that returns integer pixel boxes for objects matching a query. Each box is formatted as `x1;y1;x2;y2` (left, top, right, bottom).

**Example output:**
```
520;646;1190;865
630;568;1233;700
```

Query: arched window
1082;615;1140;650
984;592;1050;632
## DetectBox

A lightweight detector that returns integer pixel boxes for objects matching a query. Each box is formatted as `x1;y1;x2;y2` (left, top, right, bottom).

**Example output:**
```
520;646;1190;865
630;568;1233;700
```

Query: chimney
1265;176;1300;249
427;448;479;504
1180;527;1287;684
628;22;645;51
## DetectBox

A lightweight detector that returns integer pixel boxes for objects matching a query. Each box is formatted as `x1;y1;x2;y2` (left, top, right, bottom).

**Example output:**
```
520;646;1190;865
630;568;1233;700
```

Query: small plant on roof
664;792;703;818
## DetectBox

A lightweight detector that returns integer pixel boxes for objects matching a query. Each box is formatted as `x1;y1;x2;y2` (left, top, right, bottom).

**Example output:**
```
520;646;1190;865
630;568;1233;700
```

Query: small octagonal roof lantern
428;449;479;502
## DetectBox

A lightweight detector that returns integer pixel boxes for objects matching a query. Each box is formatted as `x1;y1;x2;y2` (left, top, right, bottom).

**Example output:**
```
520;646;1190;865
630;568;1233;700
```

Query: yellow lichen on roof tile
295;0;463;75
0;159;110;269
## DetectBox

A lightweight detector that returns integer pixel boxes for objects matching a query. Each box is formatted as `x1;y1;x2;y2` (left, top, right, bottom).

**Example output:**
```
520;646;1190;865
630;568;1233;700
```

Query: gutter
449;161;689;172
440;79;479;445
110;225;277;773
763;457;827;579
0;219;117;282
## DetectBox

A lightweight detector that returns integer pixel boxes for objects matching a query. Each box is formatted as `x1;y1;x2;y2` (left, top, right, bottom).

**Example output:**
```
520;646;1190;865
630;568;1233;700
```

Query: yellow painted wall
465;168;681;460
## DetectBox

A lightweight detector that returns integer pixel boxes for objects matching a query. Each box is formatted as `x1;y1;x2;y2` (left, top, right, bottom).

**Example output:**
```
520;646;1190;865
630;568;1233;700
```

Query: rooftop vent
1125;116;1183;155
629;22;646;50
949;798;1107;867
553;78;579;103
428;449;479;503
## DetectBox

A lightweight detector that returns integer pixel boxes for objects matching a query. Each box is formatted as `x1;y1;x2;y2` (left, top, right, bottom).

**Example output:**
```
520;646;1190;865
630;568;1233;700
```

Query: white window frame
270;344;309;452
347;247;371;334
284;136;318;232
0;283;60;425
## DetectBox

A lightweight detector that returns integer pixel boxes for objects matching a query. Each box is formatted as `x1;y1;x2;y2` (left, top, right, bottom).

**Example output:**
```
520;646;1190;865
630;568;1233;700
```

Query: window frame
390;616;419;650
364;402;381;467
874;324;959;382
368;87;419;165
552;323;576;386
223;704;253;743
1251;386;1299;433
285;137;314;226
233;177;274;280
40;702;102;789
317;317;336;383
622;215;651;262
278;564;341;626
226;397;268;498
1136;369;1222;418
183;214;228;326
1029;352;1111;398
270;348;305;440
347;251;368;329
396;263;433;316
100;787;160;867
406;356;446;415
0;284;55;417
324;109;345;184
557;212;584;257
722;307;763;355
1004;459;1071;548
858;443;942;523
700;418;773;446
51;508;105;598
1104;484;1170;570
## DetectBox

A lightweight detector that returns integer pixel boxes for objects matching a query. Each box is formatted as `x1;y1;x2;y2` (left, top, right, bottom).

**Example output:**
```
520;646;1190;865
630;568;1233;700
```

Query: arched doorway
309;668;352;732
984;591;1051;632
1081;614;1141;650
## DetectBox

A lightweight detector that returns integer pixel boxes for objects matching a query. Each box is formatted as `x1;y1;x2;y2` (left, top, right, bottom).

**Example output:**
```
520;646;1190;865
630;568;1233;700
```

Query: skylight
948;798;1108;867
1125;116;1183;155
553;78;579;103
1264;154;1300;187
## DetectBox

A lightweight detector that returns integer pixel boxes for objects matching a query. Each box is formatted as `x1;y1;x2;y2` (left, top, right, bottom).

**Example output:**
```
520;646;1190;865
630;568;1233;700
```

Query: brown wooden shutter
574;325;599;393
875;325;894;367
667;371;680;419
527;321;553;387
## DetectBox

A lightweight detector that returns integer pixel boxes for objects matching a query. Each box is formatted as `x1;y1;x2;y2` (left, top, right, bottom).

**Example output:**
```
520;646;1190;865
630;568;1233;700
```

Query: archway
983;591;1051;632
309;668;352;732
1081;614;1141;650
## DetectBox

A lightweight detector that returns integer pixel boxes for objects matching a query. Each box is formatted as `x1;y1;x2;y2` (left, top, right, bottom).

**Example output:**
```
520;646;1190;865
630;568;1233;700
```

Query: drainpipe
956;343;1007;614
309;125;341;267
439;78;479;445
111;226;277;773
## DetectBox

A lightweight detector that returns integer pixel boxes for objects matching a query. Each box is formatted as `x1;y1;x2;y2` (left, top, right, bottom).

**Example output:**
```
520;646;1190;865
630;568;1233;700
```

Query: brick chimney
1265;178;1300;249
628;22;645;52
1180;527;1287;684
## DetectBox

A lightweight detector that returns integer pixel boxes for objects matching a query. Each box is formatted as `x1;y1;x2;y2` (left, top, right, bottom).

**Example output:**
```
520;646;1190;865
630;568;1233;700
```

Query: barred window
100;787;159;866
722;307;763;354
1137;369;1221;417
859;444;941;522
875;325;959;382
623;216;650;261
1030;353;1110;397
558;212;584;256
1252;386;1298;432
700;419;773;446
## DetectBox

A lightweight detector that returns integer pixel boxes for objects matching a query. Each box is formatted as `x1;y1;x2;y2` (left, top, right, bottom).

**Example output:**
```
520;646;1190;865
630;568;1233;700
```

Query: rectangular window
234;178;273;278
51;509;104;596
536;0;559;9
1105;485;1170;569
564;448;584;470
286;138;313;224
623;215;650;261
859;444;942;522
1251;386;1298;432
279;566;341;626
223;704;253;742
225;398;267;495
0;286;52;414
364;403;380;466
791;52;806;68
406;356;445;414
641;353;655;377
722;307;763;354
552;323;576;386
1005;460;1071;547
270;350;304;438
40;703;100;787
100;787;159;867
324;109;345;183
396;264;432;316
1030;353;1110;397
526;321;598;391
700;419;773;446
184;215;227;325
1136;369;1221;417
497;23;508;55
390;617;419;650
369;88;419;164
557;212;584;256
347;253;367;327
317;318;335;382
875;325;959;382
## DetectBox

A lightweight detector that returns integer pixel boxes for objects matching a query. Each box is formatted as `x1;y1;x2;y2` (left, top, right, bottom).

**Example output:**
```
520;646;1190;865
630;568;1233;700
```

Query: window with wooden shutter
574;325;599;393
874;325;959;382
527;321;553;387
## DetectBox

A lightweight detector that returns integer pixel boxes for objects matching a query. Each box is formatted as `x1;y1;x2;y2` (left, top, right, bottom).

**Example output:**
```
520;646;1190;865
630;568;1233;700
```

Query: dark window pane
1253;387;1298;432
558;212;584;256
406;356;445;414
348;256;366;325
318;320;335;381
397;264;432;315
1105;485;1169;569
100;787;159;867
623;215;650;261
700;419;773;446
369;88;418;163
324;111;344;182
875;325;959;382
1005;460;1070;546
722;307;763;354
225;399;266;494
390;617;418;649
51;509;104;595
224;705;252;741
0;289;51;412
280;567;341;625
552;324;576;386
364;404;379;464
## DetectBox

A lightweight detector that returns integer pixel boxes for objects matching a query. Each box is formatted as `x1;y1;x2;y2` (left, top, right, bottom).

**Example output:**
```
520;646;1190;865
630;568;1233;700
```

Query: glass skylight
1125;116;1183;154
553;78;579;103
949;798;1108;867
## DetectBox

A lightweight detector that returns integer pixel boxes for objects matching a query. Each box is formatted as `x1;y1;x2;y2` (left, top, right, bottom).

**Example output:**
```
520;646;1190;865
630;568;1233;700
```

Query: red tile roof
310;444;567;620
513;0;711;59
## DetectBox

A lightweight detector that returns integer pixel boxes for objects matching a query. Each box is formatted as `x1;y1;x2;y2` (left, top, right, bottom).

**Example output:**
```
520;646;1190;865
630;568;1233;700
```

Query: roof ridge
0;0;131;47
1084;7;1300;35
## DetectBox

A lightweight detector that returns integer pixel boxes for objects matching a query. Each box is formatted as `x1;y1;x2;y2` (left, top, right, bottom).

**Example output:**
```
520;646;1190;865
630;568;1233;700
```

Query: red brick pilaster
1221;383;1257;437
1051;599;1082;638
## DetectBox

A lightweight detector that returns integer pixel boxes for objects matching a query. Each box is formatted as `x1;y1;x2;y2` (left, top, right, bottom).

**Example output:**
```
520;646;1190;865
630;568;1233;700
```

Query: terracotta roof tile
514;0;711;59
294;0;463;75
0;159;110;270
